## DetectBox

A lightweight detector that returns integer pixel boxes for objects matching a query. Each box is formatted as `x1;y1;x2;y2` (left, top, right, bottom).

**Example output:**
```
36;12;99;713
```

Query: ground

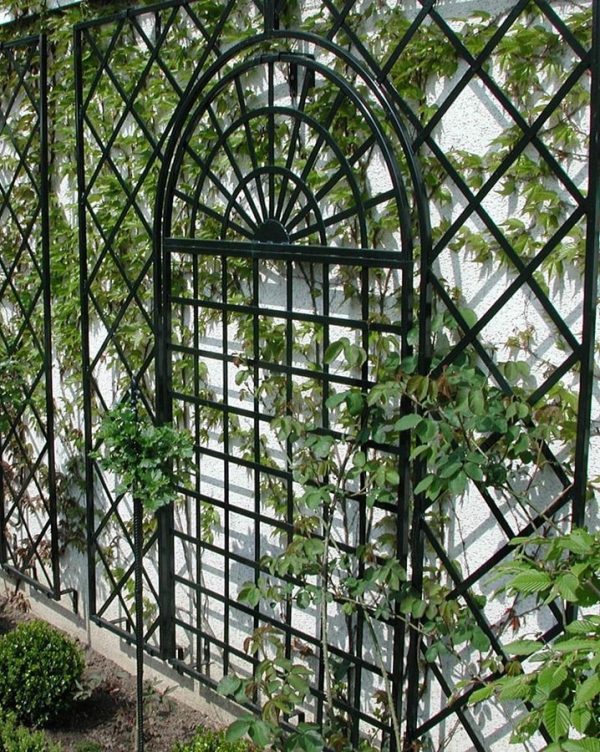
0;593;212;752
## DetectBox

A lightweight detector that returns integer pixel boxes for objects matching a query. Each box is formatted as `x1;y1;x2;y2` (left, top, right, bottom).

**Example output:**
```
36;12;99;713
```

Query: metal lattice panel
75;2;228;647
74;1;599;750
0;34;59;599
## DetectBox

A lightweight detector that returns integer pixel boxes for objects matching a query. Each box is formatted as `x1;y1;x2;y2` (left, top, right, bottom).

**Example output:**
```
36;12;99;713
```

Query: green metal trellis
0;0;596;750
0;33;62;602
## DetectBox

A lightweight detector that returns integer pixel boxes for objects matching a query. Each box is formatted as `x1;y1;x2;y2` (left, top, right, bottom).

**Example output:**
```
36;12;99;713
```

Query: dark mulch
0;593;211;752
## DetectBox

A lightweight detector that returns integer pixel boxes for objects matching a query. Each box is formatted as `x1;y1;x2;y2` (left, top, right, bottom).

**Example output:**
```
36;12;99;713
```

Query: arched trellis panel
154;28;426;747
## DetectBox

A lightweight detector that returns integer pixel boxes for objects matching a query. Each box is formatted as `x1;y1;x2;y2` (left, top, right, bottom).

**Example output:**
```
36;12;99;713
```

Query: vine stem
321;509;334;724
364;613;402;752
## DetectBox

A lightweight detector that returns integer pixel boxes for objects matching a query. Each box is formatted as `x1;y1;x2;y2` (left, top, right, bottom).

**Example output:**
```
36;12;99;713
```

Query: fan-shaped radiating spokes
222;166;328;245
184;105;366;246
166;53;411;256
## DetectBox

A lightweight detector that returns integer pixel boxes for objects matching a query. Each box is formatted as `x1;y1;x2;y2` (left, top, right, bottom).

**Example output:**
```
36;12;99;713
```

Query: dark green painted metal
574;0;600;529
155;17;418;746
67;1;599;750
0;33;60;601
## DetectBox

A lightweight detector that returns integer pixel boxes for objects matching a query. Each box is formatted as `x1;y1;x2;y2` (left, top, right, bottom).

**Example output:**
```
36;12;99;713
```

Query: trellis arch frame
152;19;431;748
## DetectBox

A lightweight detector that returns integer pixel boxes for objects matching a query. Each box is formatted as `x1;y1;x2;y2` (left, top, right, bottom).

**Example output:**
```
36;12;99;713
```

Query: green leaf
325;392;347;409
248;719;273;747
323;339;345;364
504;639;542;656
459;307;478;329
464;462;484;481
560;528;594;555
310;435;334;459
353;451;367;468
414;475;434;495
555;638;596;653
395;413;422;431
468;684;494;704
225;717;253;742
562;739;600;752
543;700;570;741
557;572;581;602
510;570;552;594
575;673;600;705
537;665;567;694
344;343;367;368
218;675;242;697
498;676;532;701
346;391;364;415
424;643;439;662
416;418;438;442
469;389;485;415
410;444;431;460
238;583;261;607
439;461;461;479
571;705;593;734
566;618;600;635
471;627;490;653
303;487;329;510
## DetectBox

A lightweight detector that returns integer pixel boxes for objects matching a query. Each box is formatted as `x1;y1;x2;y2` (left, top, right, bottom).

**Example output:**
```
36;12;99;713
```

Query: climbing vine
0;1;595;751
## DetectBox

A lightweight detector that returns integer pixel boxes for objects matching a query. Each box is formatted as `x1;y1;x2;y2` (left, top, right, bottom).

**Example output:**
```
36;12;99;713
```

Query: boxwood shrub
0;621;84;726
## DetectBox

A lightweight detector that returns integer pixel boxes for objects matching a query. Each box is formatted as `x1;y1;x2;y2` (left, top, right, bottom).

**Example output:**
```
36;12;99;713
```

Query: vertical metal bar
222;257;231;675
193;230;202;675
134;494;145;751
156;465;175;659
39;31;59;598
252;256;261;688
153;80;176;659
573;0;600;528
316;259;331;730
350;266;370;749
74;27;96;619
284;259;293;689
156;236;176;658
405;476;425;740
153;45;176;661
264;0;275;34
392;278;415;752
0;38;7;573
131;383;145;752
405;72;434;748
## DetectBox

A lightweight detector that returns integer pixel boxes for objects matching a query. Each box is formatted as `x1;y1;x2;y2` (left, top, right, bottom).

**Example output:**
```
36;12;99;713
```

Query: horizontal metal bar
165;237;412;267
1;563;56;599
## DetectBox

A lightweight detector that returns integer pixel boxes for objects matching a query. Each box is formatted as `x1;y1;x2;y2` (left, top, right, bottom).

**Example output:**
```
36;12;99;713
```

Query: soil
0;594;212;752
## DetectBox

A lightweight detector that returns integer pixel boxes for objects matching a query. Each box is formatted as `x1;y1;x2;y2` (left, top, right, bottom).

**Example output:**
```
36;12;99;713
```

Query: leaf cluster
0;709;62;752
219;627;322;752
470;529;600;750
96;398;193;513
172;725;250;752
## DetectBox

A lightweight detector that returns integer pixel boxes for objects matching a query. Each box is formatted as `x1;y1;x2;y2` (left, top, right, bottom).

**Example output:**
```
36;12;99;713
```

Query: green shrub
0;621;84;726
0;710;61;751
74;743;103;752
173;727;250;752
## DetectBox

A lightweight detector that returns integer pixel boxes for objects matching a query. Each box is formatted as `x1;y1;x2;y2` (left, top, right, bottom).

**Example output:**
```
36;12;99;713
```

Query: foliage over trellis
0;0;597;751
